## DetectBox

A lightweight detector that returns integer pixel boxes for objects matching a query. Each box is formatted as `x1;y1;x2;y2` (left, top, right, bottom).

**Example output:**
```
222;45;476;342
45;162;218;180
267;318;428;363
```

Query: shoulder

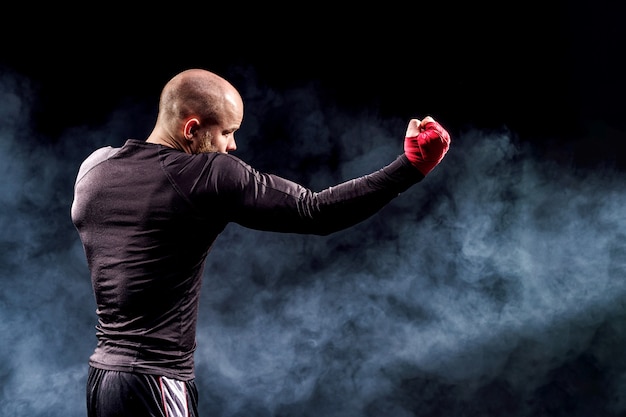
164;150;253;173
85;146;121;163
75;146;121;182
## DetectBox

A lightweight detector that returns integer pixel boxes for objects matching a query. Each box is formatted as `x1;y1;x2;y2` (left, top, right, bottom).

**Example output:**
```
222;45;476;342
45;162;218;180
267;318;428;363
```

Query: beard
195;130;219;154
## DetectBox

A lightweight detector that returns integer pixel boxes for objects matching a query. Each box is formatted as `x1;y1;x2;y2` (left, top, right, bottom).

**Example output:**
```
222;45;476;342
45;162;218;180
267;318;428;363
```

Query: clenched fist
404;116;451;176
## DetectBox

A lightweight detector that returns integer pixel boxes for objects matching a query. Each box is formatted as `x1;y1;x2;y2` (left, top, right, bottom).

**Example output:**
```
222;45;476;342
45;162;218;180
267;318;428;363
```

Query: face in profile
193;127;237;154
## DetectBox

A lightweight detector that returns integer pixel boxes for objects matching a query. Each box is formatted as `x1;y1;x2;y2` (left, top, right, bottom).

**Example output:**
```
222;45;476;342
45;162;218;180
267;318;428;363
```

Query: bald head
159;69;240;129
147;69;244;153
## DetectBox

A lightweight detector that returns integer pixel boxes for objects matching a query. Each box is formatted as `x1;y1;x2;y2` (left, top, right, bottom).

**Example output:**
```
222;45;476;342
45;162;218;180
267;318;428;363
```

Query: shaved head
147;68;244;153
159;69;240;128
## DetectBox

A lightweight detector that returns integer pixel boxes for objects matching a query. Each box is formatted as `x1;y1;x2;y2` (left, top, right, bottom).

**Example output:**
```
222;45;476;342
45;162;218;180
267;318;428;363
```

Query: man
71;68;450;416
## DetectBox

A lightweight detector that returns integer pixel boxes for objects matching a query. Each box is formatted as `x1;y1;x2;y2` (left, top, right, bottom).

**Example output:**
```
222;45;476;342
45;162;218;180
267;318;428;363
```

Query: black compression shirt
71;139;423;380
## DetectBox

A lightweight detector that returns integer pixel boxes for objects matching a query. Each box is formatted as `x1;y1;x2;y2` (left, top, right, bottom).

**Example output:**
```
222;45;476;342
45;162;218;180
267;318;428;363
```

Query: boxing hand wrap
404;119;451;176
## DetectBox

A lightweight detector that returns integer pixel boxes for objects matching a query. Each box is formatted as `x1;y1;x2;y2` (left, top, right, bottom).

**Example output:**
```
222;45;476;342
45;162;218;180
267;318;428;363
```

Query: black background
2;2;625;168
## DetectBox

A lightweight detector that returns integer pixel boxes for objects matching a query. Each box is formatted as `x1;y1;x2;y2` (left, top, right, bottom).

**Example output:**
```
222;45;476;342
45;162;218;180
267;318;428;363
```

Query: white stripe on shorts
159;376;189;417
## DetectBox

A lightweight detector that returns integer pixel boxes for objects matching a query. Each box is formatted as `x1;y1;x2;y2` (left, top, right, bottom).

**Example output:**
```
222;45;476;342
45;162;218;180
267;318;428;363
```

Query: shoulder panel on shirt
75;146;121;184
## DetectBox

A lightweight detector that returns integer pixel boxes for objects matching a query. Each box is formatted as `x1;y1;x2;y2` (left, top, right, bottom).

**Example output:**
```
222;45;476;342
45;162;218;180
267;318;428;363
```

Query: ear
183;118;200;140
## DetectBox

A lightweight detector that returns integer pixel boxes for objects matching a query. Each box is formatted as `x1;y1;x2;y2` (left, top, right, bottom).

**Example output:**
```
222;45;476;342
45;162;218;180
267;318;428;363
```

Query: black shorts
86;366;198;417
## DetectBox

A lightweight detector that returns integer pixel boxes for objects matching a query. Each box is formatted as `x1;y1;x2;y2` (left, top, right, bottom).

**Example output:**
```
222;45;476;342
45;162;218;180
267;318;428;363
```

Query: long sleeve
196;153;425;235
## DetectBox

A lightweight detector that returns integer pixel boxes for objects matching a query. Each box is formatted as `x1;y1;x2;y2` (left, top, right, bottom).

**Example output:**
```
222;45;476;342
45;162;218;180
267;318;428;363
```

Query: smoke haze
1;67;625;416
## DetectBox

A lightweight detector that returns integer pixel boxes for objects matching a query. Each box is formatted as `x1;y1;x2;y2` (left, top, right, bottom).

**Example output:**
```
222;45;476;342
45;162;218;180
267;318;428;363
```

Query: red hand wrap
404;120;451;175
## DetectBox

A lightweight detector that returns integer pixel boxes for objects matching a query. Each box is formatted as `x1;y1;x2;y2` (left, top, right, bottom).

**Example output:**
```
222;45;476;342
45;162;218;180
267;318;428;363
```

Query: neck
146;129;184;151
